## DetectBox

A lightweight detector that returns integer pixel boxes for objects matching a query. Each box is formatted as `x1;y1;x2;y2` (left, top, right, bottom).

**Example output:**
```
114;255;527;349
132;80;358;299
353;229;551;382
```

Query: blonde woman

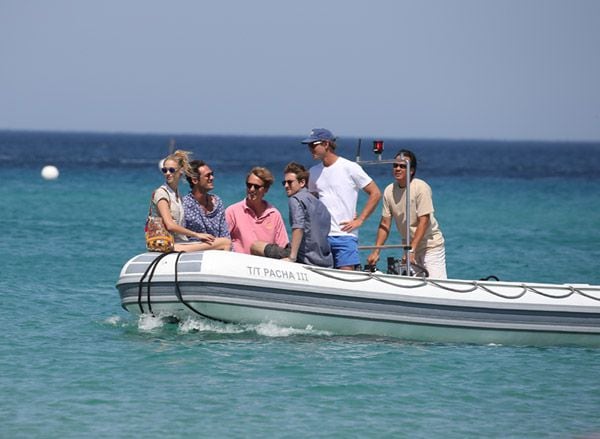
152;150;227;252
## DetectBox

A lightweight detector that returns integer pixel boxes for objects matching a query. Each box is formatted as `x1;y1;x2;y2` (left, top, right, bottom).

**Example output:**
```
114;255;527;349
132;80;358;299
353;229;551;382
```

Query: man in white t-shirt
366;149;447;279
302;128;381;270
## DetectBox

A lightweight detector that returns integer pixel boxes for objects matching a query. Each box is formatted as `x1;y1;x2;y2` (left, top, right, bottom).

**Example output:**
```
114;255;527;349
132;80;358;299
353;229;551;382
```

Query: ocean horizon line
1;127;599;145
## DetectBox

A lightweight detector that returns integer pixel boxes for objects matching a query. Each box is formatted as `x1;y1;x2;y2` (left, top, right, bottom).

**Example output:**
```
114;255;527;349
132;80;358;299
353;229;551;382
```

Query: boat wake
251;321;332;337
104;315;124;326
137;313;170;331
133;313;333;337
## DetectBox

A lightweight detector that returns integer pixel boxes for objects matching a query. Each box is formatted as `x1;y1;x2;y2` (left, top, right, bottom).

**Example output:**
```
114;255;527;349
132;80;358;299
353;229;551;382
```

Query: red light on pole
373;140;384;155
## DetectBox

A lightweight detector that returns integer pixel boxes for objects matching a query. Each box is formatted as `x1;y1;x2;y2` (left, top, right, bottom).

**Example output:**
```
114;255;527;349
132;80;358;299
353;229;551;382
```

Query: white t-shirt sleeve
349;161;373;190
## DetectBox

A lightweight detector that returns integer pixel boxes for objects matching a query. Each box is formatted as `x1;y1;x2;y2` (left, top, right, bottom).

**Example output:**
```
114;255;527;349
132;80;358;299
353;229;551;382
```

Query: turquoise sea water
1;131;600;438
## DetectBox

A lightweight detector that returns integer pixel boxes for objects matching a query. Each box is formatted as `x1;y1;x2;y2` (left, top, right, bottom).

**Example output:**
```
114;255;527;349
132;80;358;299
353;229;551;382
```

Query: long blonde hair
164;150;193;177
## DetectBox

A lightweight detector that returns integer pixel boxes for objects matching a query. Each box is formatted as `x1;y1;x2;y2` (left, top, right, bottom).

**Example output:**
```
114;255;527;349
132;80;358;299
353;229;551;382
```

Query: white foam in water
178;317;245;334
137;313;166;331
176;317;331;337
253;322;331;337
104;315;123;326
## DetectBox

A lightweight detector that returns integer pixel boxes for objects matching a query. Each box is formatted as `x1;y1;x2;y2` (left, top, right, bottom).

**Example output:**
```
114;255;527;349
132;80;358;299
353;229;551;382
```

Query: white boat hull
116;251;600;346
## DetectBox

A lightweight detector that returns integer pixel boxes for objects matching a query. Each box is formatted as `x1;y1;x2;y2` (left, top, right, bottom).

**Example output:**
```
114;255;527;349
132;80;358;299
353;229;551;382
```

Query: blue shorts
328;235;360;269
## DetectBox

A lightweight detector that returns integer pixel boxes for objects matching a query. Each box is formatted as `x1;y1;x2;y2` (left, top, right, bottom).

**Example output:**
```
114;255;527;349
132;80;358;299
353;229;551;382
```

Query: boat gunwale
117;271;600;314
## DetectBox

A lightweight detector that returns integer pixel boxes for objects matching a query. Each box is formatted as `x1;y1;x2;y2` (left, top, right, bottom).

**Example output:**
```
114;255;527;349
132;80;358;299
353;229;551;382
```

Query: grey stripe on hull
118;281;600;333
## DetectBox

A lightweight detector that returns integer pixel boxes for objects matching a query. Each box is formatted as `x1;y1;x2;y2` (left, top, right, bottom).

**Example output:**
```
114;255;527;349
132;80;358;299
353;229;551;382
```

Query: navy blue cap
301;128;336;144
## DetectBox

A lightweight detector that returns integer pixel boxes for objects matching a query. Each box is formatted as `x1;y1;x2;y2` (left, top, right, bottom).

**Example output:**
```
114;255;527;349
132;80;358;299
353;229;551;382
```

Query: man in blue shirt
252;162;333;267
183;160;231;251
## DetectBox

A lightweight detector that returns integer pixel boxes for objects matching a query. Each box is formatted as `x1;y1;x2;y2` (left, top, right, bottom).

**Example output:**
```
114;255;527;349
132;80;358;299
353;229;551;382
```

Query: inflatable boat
115;250;600;346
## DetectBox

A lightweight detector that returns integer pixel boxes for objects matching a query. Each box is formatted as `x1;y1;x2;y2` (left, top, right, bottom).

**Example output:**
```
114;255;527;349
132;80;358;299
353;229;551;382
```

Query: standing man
226;166;289;254
302;128;381;270
252;162;333;267
183;160;231;251
366;149;447;279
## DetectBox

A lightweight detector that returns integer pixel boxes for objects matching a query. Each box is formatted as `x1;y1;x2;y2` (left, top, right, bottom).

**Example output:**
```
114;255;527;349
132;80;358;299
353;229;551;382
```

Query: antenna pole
400;153;412;275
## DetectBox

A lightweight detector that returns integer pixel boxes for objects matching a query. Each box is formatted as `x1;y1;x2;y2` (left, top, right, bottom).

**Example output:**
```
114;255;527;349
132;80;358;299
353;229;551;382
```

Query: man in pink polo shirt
225;166;289;254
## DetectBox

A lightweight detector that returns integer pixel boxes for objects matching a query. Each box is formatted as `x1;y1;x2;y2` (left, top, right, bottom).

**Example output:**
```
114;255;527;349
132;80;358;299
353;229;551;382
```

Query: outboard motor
387;257;429;277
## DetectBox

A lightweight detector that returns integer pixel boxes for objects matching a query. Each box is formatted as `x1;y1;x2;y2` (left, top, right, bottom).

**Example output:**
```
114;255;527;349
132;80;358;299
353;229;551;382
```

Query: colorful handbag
145;191;175;252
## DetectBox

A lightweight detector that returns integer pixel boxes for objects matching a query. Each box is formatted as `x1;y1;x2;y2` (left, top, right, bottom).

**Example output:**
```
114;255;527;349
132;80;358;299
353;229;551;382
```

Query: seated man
226;166;289;254
252;162;333;268
182;159;231;251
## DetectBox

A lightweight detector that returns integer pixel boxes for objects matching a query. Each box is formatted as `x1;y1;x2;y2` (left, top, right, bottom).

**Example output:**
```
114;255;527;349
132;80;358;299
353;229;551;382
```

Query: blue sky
1;0;599;140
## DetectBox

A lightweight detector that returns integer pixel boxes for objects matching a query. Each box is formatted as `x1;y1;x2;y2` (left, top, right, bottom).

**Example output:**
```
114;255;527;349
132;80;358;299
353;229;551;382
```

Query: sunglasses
282;179;297;186
393;163;407;169
201;172;214;179
161;167;178;174
246;182;264;190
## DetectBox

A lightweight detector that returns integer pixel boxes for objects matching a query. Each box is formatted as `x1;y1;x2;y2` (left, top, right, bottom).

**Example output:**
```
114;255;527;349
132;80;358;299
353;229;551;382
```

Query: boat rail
303;265;600;301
